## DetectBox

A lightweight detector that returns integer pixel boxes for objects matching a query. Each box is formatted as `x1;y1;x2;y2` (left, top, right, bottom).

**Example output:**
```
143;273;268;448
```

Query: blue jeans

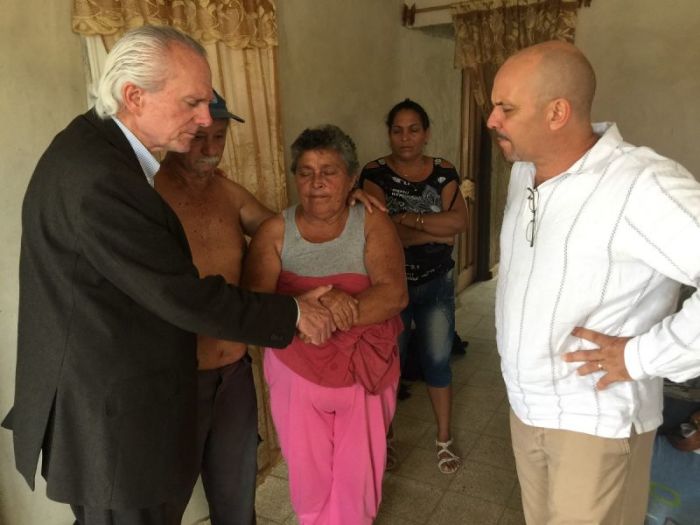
399;270;455;388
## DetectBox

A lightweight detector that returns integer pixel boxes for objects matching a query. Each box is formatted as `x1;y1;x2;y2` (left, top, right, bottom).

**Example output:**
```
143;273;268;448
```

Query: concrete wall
396;23;462;169
277;0;461;201
0;2;86;524
576;0;700;176
488;0;700;270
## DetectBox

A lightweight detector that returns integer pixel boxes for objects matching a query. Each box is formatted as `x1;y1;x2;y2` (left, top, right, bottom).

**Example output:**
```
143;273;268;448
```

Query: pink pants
264;350;397;525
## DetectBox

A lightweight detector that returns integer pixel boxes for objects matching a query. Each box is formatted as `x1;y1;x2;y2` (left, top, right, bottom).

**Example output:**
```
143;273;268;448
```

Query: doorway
455;71;494;293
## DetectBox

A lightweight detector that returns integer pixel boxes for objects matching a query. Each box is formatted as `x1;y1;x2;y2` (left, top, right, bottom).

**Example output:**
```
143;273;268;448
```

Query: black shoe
451;332;468;357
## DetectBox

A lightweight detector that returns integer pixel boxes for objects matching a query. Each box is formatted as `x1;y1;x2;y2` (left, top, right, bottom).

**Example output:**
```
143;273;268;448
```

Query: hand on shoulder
436;158;455;169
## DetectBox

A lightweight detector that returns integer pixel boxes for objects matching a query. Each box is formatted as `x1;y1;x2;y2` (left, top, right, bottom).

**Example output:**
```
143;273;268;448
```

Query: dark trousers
71;502;181;525
184;357;259;525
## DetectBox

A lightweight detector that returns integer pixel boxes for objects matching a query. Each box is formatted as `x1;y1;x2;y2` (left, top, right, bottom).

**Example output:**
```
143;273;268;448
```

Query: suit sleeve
77;166;296;348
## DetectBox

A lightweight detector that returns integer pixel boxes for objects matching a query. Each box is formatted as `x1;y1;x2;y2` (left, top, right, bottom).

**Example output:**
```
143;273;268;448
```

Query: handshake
295;284;359;345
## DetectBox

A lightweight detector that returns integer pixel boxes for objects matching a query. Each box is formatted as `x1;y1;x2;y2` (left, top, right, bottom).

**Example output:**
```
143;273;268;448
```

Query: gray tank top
281;204;367;277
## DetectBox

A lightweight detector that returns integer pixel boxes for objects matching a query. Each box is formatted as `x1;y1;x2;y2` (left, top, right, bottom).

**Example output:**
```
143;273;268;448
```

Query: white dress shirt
112;117;160;186
496;122;700;438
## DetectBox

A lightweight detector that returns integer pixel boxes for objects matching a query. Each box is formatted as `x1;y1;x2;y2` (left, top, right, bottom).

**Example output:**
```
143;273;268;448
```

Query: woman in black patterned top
360;99;468;474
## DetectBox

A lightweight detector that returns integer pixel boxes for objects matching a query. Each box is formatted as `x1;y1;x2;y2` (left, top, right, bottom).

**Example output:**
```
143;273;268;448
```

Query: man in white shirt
488;40;700;524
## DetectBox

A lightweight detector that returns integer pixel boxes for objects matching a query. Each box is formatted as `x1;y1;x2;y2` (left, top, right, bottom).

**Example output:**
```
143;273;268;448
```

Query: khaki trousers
510;411;655;525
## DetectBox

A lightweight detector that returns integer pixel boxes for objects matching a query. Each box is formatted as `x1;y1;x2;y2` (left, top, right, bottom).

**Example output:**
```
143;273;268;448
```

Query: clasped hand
294;286;359;345
318;288;359;332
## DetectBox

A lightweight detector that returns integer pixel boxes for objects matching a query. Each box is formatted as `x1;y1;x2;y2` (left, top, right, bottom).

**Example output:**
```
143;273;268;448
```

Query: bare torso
155;169;249;370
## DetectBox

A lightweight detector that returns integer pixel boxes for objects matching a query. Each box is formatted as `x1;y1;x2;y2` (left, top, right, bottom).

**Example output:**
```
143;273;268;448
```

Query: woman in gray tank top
244;125;408;525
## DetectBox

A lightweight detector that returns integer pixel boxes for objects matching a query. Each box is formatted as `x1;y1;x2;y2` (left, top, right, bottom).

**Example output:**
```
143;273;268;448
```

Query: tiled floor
254;278;524;524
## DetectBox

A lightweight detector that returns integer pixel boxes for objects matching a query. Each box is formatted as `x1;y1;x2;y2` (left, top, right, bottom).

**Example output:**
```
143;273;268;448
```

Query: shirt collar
112;117;160;187
557;122;622;175
517;122;625;184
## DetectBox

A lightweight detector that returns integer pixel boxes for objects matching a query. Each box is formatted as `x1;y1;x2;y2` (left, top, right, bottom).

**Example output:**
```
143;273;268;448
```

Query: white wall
0;1;86;524
576;0;700;176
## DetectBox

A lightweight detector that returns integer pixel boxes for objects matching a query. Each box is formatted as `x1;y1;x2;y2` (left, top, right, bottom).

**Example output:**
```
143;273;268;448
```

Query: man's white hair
94;25;207;118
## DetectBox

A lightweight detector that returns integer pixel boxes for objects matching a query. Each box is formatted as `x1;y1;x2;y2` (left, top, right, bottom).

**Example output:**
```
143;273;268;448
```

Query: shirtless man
156;91;272;525
157;93;381;524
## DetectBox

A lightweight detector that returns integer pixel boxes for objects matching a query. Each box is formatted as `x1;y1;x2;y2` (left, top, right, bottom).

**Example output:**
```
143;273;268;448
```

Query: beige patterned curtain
72;0;286;480
73;0;287;212
451;0;586;268
73;0;278;48
452;0;582;115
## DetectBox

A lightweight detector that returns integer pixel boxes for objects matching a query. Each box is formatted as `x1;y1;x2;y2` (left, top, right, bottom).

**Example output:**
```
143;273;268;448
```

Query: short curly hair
290;125;359;176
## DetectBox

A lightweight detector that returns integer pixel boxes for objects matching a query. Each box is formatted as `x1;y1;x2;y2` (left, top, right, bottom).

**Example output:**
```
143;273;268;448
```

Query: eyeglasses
525;187;538;247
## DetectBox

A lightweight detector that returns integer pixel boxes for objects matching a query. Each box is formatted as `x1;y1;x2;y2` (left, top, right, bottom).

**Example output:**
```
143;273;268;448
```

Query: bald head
505;40;596;119
488;41;598;176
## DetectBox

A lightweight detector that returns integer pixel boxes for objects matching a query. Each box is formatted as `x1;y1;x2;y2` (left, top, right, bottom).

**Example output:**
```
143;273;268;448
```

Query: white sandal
436;439;461;474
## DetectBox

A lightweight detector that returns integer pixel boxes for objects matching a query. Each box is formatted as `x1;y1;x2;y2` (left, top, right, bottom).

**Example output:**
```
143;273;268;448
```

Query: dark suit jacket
2;110;296;509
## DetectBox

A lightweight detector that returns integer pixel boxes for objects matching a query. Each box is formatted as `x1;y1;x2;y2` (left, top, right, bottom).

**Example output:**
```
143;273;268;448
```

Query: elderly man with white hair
3;25;334;525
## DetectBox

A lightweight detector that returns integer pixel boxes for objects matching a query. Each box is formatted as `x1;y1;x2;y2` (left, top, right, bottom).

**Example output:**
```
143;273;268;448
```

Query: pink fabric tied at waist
268;271;402;394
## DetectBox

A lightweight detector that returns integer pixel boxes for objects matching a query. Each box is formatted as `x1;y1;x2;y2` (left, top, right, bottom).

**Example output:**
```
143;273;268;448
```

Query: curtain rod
402;3;450;26
420;0;591;9
415;4;452;14
402;1;592;26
